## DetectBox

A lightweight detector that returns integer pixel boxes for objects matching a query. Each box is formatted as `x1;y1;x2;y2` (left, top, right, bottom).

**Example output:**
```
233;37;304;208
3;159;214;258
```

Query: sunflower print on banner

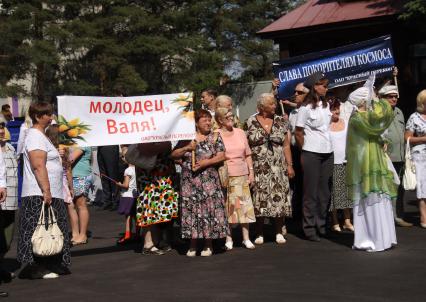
136;176;179;227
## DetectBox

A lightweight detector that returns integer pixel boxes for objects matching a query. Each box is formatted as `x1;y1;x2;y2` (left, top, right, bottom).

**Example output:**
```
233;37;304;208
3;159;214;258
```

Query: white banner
57;93;195;147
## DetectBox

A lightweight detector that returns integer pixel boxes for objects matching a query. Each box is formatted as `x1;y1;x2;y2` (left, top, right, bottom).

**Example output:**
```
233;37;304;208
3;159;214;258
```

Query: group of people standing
0;68;425;287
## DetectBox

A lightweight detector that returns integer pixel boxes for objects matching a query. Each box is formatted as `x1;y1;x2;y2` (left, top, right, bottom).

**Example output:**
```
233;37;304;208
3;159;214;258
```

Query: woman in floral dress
128;142;179;255
172;109;229;257
246;93;294;245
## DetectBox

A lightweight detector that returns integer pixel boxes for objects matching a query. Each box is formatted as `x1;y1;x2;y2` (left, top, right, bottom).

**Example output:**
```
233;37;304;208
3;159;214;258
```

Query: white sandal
242;240;255;249
276;233;286;244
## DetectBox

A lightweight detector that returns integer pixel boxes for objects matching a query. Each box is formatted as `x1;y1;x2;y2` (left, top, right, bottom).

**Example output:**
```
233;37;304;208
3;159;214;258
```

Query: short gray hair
257;93;275;109
216;95;233;108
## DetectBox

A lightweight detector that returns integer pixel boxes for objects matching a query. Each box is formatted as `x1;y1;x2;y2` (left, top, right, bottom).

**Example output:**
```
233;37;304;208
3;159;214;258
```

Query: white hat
378;85;399;97
348;87;370;107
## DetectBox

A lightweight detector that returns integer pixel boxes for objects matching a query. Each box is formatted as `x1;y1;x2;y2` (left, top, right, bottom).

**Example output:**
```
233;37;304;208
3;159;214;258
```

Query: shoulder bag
402;138;416;190
31;203;64;257
213;132;229;188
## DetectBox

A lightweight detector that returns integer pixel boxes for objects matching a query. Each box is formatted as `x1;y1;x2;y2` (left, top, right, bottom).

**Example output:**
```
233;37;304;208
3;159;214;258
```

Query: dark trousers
97;145;120;205
392;161;405;219
290;145;303;219
301;151;334;238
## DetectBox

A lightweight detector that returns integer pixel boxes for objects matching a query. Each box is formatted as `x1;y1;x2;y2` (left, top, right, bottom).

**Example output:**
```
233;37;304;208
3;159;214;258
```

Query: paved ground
1;197;425;302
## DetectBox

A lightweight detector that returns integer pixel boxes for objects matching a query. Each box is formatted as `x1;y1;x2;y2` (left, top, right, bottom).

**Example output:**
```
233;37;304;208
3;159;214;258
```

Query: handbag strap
48;206;58;225
37;202;46;226
405;137;412;160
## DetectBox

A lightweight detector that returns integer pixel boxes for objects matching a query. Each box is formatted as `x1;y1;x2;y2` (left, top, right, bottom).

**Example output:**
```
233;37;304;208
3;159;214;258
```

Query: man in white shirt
287;83;308;219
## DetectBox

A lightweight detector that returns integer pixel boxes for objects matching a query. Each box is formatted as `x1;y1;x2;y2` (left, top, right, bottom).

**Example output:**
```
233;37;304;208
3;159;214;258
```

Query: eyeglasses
294;90;306;95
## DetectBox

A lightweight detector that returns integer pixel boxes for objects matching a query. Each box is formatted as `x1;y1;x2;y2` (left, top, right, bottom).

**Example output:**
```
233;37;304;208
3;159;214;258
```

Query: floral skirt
17;196;71;266
73;175;93;198
330;164;353;210
136;177;178;227
227;176;256;224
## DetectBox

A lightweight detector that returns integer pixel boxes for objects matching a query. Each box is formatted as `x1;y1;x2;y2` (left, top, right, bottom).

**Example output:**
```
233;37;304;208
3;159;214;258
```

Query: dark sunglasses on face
294;90;306;95
385;95;398;99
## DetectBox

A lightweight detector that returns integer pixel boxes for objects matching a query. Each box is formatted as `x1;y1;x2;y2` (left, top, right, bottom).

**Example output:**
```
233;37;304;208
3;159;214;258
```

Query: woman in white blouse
295;72;333;242
17;102;71;280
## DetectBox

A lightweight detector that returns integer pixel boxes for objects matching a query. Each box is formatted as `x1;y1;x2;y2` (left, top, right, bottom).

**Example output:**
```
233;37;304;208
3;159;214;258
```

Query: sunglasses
385;95;398;99
294;90;306;95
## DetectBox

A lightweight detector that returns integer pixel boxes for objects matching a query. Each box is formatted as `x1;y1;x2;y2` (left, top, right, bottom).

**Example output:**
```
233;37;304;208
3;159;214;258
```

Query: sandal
72;239;88;246
142;245;165;255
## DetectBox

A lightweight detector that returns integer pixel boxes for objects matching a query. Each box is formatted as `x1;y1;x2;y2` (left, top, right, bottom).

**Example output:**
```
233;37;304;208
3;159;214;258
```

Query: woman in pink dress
215;107;256;250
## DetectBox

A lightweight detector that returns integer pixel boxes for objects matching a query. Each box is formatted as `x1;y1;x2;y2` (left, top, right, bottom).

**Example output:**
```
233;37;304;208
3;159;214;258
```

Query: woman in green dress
346;86;398;252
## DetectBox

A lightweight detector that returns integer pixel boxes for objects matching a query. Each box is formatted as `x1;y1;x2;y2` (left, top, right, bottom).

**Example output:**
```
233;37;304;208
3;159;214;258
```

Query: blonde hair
216;95;233;108
215;107;230;125
257;93;275;110
416;89;426;113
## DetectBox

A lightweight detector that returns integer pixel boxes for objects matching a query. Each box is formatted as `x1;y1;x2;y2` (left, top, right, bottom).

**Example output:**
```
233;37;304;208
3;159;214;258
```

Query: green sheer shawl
346;99;397;202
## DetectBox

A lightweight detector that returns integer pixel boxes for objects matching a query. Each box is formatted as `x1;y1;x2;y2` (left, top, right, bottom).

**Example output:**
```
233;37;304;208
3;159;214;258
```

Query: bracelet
288;163;293;166
249;167;254;170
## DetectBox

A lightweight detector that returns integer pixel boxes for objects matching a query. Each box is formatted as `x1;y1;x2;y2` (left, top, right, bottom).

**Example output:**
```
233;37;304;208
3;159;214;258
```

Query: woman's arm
66;164;74;198
29;150;52;205
295;127;304;149
283;132;295;179
116;175;130;189
69;148;84;167
405;130;426;145
193;152;225;171
171;140;195;160
245;154;254;184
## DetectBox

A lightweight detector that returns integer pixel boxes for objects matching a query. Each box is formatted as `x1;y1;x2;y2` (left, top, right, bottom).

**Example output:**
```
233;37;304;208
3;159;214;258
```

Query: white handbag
402;138;416;190
31;203;64;257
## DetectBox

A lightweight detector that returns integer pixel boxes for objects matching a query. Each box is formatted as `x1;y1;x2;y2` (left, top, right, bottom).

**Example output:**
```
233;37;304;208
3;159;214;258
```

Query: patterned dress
246;115;292;217
180;133;229;239
135;155;179;227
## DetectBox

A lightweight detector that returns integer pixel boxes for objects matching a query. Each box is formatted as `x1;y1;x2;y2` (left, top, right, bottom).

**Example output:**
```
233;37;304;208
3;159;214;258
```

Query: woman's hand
287;165;295;179
193;159;209;172
186;140;197;152
0;188;6;203
69;188;74;199
248;171;255;185
43;190;52;205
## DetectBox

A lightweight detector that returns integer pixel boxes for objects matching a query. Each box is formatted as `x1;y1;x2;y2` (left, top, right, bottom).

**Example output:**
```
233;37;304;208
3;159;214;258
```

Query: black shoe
0;268;15;283
306;235;321;242
142;246;165;255
46;263;71;276
0;291;8;298
18;263;57;280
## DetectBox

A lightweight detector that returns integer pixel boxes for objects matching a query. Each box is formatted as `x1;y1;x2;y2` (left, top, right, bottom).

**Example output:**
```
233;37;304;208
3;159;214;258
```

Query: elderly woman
172;109;229;257
405;89;426;228
295;72;333;242
17;102;71;279
215;95;243;129
215;107;256;250
346;87;397;252
246;93;294;245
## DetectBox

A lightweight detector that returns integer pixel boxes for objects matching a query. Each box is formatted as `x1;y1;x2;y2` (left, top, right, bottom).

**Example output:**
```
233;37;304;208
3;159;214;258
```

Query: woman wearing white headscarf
346;84;397;252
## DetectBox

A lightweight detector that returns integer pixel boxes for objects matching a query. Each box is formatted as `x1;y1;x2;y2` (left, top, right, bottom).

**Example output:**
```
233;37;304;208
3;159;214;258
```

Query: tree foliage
0;1;297;100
